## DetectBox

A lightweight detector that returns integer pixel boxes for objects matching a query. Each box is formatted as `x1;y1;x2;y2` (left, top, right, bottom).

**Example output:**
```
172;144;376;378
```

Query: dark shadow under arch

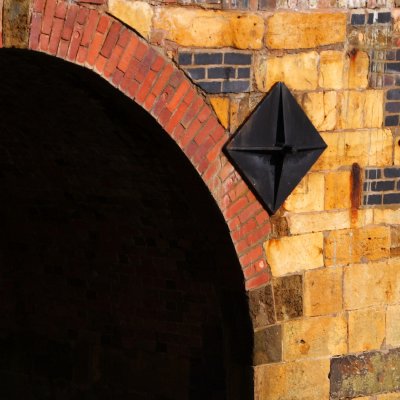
0;49;253;400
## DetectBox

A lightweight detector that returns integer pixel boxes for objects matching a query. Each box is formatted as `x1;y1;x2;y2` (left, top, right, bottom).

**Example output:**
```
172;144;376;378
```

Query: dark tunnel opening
0;49;253;400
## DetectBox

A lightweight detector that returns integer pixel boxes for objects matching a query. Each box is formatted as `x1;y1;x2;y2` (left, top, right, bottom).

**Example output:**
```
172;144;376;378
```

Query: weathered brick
273;275;303;321
249;285;276;328
330;348;400;399
264;232;323;277
253;325;282;365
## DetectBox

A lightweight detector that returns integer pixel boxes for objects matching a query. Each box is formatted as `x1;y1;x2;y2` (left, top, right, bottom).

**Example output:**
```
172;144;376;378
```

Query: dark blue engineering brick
377;12;391;23
386;50;396;60
197;81;222;93
387;89;400;100
351;13;365;25
370;180;395;191
208;67;235;79
385;115;399;126
384;193;400;204
385;63;400;73
178;52;192;65
386;102;400;113
396;50;400;60
363;194;382;205
224;52;252;65
185;67;206;80
368;12;375;24
397;181;400;190
365;169;381;179
194;53;223;65
384;168;400;178
238;68;251;78
221;80;250;93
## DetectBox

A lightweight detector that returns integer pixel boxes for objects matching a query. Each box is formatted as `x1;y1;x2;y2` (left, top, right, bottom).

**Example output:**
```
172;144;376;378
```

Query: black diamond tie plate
224;82;327;215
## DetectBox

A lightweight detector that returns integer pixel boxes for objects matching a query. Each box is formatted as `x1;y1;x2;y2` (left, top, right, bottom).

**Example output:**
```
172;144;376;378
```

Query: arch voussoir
23;0;272;289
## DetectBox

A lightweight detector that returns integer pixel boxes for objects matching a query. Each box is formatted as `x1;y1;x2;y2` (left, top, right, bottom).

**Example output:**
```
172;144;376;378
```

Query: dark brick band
178;50;252;94
363;167;400;206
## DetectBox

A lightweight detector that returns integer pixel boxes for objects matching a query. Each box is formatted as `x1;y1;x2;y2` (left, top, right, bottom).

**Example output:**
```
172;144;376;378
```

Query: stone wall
107;1;400;398
3;0;400;397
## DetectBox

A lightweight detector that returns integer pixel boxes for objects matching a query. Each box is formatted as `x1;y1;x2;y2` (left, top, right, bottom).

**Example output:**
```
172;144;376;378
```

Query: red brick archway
5;0;271;289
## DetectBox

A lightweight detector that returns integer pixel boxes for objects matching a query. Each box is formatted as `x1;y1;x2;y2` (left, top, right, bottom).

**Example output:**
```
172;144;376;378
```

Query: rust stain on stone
350;163;361;225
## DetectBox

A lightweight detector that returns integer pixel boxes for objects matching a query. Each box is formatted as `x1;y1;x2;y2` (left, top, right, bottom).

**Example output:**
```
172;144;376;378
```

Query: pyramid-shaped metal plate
224;82;327;214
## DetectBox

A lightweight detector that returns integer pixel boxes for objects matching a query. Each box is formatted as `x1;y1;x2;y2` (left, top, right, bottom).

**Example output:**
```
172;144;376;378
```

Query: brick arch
10;0;270;289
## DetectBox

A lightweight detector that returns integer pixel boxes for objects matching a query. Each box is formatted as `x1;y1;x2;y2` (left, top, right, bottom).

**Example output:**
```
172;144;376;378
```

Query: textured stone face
253;325;282;365
324;226;390;266
330;348;400;399
108;0;153;39
348;308;386;352
255;51;319;91
273;275;303;321
248;284;276;329
153;8;264;49
255;358;330;400
265;12;347;49
264;232;324;276
283;315;347;361
304;267;343;316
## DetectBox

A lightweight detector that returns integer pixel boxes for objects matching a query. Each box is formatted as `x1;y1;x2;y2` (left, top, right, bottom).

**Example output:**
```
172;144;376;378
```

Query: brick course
178;50;252;93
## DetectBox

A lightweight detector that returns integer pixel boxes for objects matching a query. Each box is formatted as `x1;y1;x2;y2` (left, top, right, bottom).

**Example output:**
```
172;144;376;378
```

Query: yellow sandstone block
325;170;351;210
319;51;344;90
255;52;319;92
374;209;400;225
264;232;323;277
337;90;383;129
348;308;386;353
344;50;369;89
324;226;390;267
304;267;343;316
286;210;350;235
283;315;347;361
266;12;346;50
109;0;153;39
283;173;324;212
387;304;400;347
377;393;400;399
301;91;337;131
313;129;392;171
209;97;229;129
153;8;264;49
254;359;330;400
344;258;400;310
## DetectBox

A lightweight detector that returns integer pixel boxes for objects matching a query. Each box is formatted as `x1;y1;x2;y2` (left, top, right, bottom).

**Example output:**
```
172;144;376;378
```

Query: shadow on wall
0;49;253;400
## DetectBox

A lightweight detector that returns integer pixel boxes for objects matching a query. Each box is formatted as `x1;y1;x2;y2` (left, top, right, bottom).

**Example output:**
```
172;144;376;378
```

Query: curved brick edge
11;0;271;290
